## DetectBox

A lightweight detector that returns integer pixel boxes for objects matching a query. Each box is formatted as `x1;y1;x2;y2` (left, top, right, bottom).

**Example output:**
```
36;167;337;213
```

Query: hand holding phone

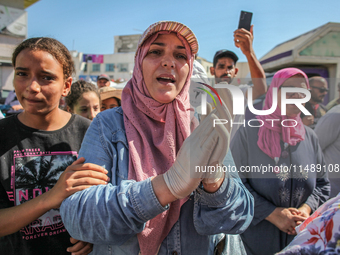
234;11;254;56
238;11;253;31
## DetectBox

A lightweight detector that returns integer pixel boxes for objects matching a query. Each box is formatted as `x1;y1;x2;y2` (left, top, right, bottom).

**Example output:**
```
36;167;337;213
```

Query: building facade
0;0;39;97
260;22;340;103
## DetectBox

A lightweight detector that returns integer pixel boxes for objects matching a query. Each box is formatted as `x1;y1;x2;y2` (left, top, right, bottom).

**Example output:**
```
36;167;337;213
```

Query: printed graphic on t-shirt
8;149;77;240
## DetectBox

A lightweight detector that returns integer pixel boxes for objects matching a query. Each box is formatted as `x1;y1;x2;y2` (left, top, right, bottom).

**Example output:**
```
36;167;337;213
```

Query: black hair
65;80;100;110
12;37;75;79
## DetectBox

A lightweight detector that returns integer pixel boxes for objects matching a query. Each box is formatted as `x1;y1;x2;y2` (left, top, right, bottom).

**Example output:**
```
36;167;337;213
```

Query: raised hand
201;96;232;185
234;25;254;57
163;106;229;199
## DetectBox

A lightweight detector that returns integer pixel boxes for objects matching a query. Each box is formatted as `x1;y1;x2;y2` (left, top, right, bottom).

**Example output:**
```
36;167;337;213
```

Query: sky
26;0;340;63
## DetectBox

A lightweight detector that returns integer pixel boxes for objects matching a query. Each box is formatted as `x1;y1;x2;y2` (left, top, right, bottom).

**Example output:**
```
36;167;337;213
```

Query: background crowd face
142;33;189;104
310;79;328;104
101;97;119;111
71;91;100;120
97;78;110;88
13;49;71;116
277;74;308;117
210;57;239;84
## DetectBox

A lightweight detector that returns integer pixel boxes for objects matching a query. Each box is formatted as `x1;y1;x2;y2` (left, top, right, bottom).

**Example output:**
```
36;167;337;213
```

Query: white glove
201;96;232;184
163;98;231;199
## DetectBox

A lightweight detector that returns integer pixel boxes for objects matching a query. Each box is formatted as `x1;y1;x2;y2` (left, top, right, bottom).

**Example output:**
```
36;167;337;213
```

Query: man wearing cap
301;76;328;129
210;26;267;139
97;74;111;88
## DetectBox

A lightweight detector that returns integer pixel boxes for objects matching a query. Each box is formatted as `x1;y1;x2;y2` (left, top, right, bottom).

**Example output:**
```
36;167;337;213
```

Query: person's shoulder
327;104;340;114
72;114;91;128
304;124;320;142
98;106;123;120
326;98;337;110
319;103;328;111
55;114;90;138
234;120;259;140
243;120;260;132
95;107;125;130
304;124;314;134
0;114;17;129
316;106;340;129
0;115;20;145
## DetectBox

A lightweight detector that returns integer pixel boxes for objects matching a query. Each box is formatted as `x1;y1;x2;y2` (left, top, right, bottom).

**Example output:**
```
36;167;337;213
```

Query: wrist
151;175;177;206
299;204;312;215
41;188;60;210
202;177;224;193
245;50;256;60
266;207;281;223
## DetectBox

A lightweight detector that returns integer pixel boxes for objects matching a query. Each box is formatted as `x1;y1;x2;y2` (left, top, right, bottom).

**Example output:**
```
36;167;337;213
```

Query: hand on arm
234;25;267;100
0;157;109;237
266;207;307;235
47;157;110;208
67;237;93;255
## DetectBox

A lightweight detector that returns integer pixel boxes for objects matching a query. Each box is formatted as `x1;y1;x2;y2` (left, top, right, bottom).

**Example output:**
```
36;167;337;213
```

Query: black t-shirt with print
0;114;90;255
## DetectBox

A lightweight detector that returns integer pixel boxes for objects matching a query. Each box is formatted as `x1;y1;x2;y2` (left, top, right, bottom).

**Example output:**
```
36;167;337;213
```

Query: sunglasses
310;86;329;93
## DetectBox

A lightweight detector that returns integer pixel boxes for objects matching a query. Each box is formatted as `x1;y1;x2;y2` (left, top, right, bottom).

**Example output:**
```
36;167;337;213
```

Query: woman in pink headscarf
60;21;254;255
231;68;330;255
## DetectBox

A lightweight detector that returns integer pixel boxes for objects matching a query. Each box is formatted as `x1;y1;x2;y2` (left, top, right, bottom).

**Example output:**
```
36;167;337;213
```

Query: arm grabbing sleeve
60;113;167;245
60;179;167;245
193;150;254;235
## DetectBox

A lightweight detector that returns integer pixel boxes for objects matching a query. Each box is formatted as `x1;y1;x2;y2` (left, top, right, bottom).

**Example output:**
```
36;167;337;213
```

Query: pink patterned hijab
121;29;196;254
256;68;310;160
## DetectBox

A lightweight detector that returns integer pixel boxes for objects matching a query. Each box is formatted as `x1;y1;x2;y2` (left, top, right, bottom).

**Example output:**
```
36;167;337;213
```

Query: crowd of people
0;20;339;255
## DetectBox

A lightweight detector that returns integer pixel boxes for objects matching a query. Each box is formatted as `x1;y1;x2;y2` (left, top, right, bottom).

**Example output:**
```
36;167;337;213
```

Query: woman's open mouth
157;75;176;85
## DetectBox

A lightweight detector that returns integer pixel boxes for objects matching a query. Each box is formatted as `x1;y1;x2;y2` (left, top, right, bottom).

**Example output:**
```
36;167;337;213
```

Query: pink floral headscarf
256;68;310;160
121;31;196;255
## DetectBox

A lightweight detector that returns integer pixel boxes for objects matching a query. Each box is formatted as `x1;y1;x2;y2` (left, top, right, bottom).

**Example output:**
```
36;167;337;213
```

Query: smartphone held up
238;11;253;31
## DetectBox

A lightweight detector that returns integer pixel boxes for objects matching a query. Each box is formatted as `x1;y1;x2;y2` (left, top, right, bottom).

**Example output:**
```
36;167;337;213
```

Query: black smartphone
238;11;253;31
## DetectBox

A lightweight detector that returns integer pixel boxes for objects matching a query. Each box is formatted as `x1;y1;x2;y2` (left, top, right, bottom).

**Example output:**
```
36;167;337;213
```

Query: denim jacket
60;107;254;255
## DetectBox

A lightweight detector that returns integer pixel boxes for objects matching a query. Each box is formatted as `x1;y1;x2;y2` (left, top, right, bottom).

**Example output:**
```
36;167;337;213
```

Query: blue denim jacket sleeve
60;107;254;249
194;150;254;235
60;108;168;245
